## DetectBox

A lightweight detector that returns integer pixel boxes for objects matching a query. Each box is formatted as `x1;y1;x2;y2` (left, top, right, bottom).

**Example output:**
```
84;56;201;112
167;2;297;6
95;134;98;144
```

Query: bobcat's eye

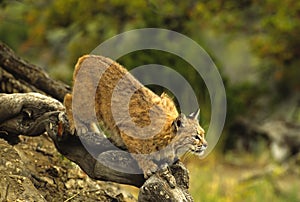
193;135;201;141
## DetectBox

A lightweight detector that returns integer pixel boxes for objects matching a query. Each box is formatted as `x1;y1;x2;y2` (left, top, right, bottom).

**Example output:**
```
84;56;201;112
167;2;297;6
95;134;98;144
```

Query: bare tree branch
0;41;70;102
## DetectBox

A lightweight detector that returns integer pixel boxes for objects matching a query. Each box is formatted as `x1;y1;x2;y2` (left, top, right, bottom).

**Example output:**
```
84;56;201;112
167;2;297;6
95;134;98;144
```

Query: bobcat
64;55;207;178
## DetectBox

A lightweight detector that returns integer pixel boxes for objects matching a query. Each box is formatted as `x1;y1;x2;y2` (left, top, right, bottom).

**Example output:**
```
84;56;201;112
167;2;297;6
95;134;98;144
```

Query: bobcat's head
172;109;207;157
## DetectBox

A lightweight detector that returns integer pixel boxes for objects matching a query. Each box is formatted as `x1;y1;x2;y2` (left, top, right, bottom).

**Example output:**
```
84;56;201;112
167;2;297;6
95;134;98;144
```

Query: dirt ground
0;135;137;202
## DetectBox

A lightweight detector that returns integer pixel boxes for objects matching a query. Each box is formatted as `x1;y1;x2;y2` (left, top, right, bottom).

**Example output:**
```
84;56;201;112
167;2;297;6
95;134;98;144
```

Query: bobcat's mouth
176;144;208;157
192;145;207;156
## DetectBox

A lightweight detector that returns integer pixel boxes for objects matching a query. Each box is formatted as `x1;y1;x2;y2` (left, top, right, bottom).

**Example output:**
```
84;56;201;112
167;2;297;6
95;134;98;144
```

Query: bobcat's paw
143;162;159;179
160;164;176;188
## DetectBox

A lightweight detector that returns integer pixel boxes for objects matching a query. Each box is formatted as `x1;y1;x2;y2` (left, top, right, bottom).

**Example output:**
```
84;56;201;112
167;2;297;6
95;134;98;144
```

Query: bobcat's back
65;55;179;153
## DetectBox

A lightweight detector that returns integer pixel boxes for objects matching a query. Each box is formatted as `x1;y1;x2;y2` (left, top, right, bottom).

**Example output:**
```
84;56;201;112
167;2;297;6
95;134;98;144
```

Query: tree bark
0;42;70;102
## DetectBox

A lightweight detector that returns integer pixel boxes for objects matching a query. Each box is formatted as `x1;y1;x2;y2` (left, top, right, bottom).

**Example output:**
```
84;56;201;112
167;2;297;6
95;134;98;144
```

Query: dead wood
0;41;70;102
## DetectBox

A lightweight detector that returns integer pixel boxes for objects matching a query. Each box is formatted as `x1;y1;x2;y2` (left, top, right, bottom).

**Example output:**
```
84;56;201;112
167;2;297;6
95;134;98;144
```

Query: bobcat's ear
188;109;200;120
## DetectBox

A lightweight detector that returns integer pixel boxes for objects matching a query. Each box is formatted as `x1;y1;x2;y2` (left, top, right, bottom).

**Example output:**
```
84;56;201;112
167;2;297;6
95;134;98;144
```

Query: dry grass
120;150;300;202
186;151;300;202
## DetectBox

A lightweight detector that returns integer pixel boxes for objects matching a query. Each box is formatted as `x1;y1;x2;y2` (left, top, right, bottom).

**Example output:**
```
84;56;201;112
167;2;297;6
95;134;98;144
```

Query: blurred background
1;0;299;201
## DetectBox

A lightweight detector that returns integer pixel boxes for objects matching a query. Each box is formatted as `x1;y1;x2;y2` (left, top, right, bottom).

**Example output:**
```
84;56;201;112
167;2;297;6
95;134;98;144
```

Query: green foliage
194;0;300;97
0;2;29;49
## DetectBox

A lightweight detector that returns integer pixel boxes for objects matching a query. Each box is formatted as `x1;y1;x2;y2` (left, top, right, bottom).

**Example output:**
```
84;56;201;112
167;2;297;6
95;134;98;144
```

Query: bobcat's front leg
132;151;177;188
132;153;159;178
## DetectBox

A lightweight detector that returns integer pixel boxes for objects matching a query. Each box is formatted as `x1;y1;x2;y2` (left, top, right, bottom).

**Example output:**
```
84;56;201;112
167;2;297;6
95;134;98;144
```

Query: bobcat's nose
202;141;208;149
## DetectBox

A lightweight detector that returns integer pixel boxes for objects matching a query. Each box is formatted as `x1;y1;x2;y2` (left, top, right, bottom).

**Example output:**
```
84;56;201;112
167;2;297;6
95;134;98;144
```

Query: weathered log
0;93;64;144
0;67;43;94
0;41;70;102
139;161;193;202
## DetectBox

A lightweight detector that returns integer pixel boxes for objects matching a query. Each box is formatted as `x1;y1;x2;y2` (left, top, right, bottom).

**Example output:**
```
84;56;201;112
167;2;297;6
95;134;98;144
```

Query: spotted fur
64;55;207;178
